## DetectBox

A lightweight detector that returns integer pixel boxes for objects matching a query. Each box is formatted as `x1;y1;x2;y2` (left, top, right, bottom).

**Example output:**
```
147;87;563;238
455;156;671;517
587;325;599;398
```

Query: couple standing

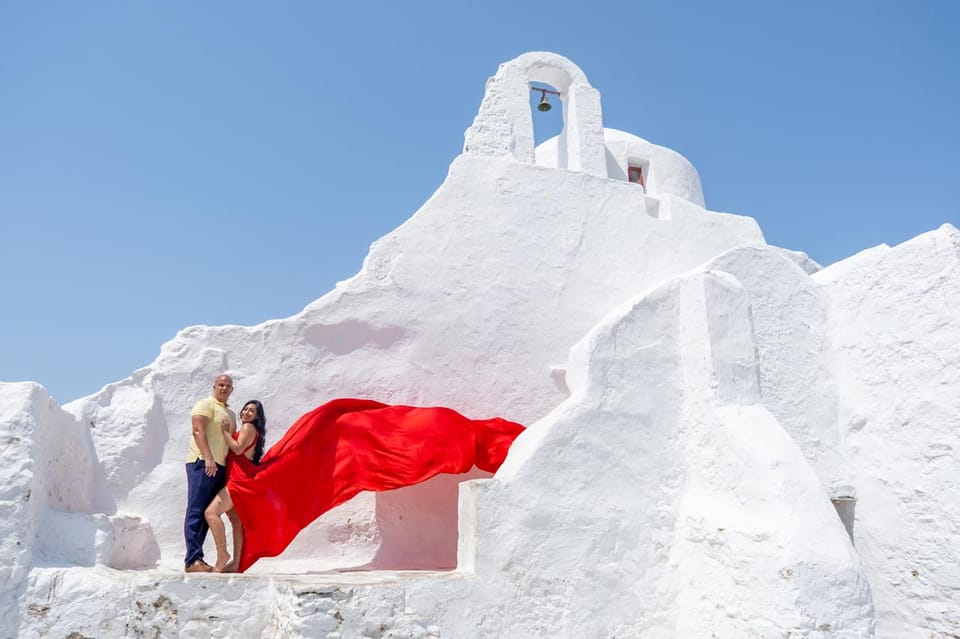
181;373;526;574
183;374;265;573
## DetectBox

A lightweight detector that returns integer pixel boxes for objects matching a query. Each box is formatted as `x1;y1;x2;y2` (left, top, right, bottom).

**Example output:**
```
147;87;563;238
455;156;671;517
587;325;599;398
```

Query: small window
628;165;646;191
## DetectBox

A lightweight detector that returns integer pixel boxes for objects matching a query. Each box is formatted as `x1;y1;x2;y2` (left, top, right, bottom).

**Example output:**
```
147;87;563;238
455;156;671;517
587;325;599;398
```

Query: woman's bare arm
224;422;257;455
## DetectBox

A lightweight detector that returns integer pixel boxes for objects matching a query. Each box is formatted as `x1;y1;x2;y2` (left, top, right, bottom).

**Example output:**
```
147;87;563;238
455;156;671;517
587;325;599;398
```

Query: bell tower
462;52;607;177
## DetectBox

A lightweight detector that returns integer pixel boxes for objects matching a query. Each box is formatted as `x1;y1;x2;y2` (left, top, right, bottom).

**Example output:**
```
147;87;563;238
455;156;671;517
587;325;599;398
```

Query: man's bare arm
192;415;218;477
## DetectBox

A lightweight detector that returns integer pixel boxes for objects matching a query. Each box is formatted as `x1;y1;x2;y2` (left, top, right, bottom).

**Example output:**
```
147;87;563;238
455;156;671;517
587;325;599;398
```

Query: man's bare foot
185;560;213;574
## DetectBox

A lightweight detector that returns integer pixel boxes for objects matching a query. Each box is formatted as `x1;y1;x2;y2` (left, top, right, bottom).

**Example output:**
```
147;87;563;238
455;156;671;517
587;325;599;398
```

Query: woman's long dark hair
241;400;267;465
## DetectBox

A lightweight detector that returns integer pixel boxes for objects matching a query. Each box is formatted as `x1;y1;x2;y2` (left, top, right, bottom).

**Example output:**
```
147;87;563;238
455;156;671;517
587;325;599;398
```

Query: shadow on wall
303;321;409;356
82;387;169;504
831;496;855;542
363;468;492;570
37;511;160;569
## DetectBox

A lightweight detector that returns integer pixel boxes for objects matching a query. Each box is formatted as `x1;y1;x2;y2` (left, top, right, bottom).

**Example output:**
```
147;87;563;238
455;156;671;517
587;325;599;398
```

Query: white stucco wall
436;270;875;637
814;224;960;638
0;381;122;632
704;245;847;496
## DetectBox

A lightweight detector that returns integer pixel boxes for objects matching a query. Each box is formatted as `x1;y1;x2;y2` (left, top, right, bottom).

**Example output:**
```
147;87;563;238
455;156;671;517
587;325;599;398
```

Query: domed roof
536;128;706;207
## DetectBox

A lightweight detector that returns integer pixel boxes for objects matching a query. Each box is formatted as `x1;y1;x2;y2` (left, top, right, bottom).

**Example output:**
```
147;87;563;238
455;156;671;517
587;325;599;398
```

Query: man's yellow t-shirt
185;396;236;465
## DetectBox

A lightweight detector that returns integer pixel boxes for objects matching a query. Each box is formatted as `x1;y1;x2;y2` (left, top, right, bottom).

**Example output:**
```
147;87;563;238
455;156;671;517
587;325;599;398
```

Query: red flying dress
226;398;525;572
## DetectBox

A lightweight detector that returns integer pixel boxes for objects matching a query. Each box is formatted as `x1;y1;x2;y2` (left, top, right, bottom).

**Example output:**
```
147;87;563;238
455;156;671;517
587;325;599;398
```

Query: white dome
536;127;706;208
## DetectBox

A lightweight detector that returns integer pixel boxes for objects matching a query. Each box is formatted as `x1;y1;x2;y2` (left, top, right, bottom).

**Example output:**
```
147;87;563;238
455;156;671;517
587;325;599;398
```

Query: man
183;374;236;573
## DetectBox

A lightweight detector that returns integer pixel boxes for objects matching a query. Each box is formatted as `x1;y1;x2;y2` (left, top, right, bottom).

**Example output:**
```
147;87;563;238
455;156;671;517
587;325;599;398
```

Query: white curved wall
440;270;875;637
536;127;706;208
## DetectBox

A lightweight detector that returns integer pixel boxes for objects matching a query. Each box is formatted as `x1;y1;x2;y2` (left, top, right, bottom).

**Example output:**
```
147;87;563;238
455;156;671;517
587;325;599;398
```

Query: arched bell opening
463;52;606;176
529;81;564;166
525;63;574;170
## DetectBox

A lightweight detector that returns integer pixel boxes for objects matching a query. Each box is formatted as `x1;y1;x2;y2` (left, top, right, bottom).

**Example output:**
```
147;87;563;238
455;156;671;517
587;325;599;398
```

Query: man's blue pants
184;459;226;566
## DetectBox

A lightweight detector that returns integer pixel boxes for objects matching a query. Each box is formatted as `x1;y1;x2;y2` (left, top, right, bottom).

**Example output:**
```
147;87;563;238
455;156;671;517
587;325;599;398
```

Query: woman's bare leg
225;509;244;573
204;488;235;572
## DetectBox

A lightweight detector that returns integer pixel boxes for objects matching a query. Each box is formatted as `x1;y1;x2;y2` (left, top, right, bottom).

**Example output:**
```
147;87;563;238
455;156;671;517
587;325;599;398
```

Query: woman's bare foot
222;560;239;573
213;554;232;573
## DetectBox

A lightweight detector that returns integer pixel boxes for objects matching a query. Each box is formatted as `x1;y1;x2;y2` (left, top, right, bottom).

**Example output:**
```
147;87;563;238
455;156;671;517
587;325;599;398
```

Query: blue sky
1;1;957;402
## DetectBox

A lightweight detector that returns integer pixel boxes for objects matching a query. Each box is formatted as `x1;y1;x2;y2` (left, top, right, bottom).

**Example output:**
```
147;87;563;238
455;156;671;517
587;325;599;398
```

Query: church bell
537;93;552;112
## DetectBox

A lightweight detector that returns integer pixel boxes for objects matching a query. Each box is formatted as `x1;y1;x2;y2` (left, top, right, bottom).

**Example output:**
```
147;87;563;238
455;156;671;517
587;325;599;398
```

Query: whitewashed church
2;52;958;638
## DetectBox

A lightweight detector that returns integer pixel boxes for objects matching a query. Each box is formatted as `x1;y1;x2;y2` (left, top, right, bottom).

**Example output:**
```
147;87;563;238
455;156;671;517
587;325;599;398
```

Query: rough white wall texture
20;566;451;639
442;271;875;638
704;245;848;496
1;52;958;638
814;225;960;638
0;381;128;633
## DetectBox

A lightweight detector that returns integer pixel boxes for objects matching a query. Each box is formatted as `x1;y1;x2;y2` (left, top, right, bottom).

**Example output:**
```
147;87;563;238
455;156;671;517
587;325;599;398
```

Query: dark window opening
628;165;646;191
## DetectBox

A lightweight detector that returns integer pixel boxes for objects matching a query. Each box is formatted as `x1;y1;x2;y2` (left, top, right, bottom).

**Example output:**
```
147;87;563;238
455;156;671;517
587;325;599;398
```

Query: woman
207;398;524;573
205;400;267;573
